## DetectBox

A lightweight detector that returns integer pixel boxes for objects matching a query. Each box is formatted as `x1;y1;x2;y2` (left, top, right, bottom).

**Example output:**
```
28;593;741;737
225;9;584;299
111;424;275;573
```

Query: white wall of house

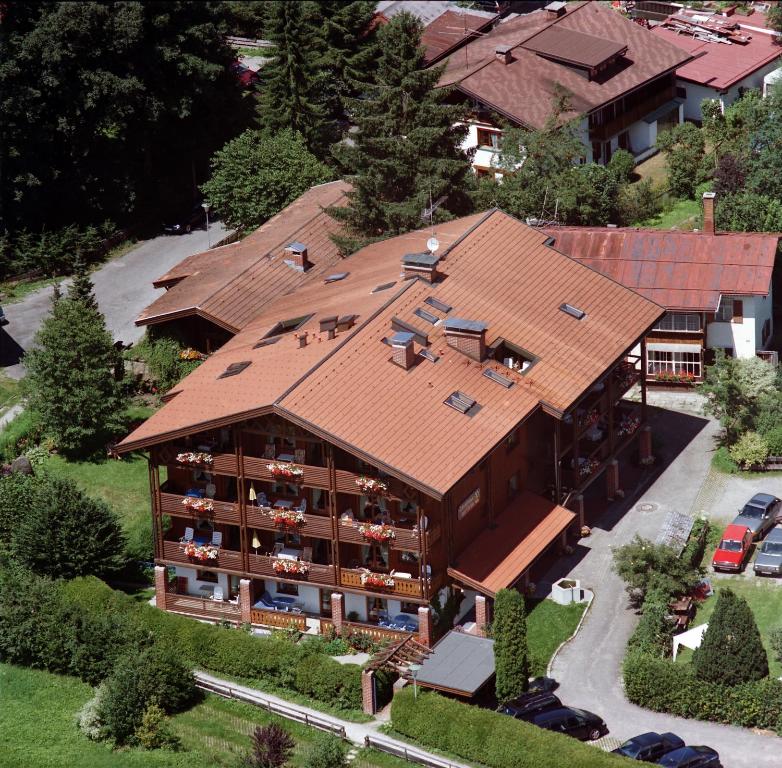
175;566;230;598
706;294;769;358
344;591;368;621
755;288;774;350
267;582;320;614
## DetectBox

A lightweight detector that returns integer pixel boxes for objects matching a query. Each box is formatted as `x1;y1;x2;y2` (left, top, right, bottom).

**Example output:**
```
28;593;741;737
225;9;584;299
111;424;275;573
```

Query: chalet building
119;209;663;644
437;1;693;175
545;193;781;384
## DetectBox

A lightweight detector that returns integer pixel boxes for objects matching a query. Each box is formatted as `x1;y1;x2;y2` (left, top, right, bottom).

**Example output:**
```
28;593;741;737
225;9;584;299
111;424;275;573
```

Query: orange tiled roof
137;181;351;332
120;210;663;498
447;490;576;596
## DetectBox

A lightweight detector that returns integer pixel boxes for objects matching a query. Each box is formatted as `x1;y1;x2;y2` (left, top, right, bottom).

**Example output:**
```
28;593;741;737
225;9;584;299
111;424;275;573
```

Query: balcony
247;553;337;586
165;592;241;623
339;568;425;598
161;539;244;572
246;504;333;538
158;490;240;525
588;84;677;142
337;519;440;552
250;608;308;631
160;445;238;476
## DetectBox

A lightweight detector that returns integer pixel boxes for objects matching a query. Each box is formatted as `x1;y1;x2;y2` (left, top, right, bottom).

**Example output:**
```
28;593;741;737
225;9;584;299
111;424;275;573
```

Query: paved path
547;408;782;768
0;221;230;379
195;671;470;768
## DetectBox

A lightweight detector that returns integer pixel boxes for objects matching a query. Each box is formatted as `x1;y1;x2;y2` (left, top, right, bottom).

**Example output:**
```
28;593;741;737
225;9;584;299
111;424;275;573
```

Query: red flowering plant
360;572;395;589
269;508;305;528
358;523;396;542
355;476;389;496
176;451;213;466
266;461;304;479
273;559;309;576
181;497;214;513
182;542;219;561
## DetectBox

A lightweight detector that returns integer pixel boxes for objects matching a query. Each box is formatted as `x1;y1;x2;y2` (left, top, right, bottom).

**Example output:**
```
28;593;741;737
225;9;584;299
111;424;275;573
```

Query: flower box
182;542;219;562
618;413;641;437
273;559;309;576
358;523;396;542
360;572;395;589
266;461;304;479
181;497;214;513
269;508;305;528
355;476;389;496
653;370;696;384
176;451;213;466
578;457;599;479
614;362;638;391
580;409;599;430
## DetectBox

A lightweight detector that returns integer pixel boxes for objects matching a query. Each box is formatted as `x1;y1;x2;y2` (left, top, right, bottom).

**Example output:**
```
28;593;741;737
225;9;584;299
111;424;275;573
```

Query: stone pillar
639;425;654;465
154;565;168;611
331;592;345;635
568;494;585;528
418;606;433;648
239;579;253;625
361;669;377;715
606;459;620;501
475;594;491;637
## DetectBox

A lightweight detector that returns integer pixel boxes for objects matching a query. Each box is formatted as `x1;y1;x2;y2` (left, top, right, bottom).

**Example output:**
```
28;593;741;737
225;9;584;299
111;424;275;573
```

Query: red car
712;524;753;572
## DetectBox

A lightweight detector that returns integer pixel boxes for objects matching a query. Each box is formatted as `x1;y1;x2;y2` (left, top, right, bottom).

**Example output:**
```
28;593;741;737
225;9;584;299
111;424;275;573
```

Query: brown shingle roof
137;181;351;331
421;9;498;65
544;226;780;311
440;2;692;130
520;25;626;69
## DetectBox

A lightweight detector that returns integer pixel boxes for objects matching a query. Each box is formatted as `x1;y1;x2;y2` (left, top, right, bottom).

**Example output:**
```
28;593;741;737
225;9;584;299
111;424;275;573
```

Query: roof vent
218;360;251;379
545;1;567;18
319;315;338;340
414;307;439;325
483;368;514;388
390;331;416;370
284;241;310;272
444;318;487;362
253;336;281;350
391;317;428;346
402;252;439;283
296;331;309;348
495;44;513;65
560;303;586;321
337;314;357;331
444;391;477;415
372;281;396;294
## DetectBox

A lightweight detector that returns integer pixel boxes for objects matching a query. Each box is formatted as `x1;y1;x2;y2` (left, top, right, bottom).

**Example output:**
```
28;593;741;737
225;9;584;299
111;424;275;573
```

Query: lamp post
409;663;421;700
202;201;211;248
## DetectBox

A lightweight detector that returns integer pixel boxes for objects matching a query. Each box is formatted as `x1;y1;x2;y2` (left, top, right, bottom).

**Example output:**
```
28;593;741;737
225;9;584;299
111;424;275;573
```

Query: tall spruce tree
23;282;124;458
492;589;530;704
69;257;98;310
330;12;472;248
257;1;331;155
692;587;768;685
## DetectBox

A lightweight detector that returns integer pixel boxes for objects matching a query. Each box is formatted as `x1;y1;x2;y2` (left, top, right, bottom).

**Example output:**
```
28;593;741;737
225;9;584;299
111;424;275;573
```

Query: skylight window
419;348;439;363
218;361;251;379
483;368;514;388
264;314;314;338
324;272;349;284
372;281;396;293
253;337;281;350
444;391;477;414
425;297;452;314
414;307;439;325
560;303;586;320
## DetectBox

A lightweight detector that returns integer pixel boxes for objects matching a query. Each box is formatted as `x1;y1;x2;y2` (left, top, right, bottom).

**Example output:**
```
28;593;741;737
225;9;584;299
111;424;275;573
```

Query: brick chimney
444;318;487;362
390;332;416;370
285;241;310;271
545;1;567;19
402;252;439;283
702;192;716;236
296;331;309;348
495;44;513;65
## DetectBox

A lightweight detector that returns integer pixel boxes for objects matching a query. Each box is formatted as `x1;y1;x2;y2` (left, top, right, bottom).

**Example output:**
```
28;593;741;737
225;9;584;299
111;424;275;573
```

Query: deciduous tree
656;122;706;199
492;588;529;704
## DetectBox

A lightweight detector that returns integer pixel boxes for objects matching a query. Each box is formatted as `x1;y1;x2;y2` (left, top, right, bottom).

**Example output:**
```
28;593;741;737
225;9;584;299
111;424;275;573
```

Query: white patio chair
180;527;194;544
211;531;223;548
212;586;224;601
302;546;312;562
296;497;308;513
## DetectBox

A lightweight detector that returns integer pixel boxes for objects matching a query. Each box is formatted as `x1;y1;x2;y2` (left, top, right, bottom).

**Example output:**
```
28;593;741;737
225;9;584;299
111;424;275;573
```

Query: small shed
414;631;495;697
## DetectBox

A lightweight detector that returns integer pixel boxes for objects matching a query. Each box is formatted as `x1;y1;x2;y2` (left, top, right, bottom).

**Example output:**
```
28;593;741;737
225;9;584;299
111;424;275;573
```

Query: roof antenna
422;187;444;255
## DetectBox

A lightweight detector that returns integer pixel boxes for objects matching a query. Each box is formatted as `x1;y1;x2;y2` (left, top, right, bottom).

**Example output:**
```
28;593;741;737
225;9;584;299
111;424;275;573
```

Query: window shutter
732;300;744;324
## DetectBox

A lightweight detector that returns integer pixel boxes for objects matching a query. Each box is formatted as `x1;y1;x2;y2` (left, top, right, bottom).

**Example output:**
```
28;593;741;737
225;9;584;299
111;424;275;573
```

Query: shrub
712;446;739;474
627;588;674;658
493;588;529;704
692;588;768;685
617;179;661;225
134;703;181;750
729;431;769;468
607;149;635;184
133;335;203;393
242;723;295;768
77;683;108;741
305;734;347;768
391;687;632;768
763;426;782;456
681;518;710;570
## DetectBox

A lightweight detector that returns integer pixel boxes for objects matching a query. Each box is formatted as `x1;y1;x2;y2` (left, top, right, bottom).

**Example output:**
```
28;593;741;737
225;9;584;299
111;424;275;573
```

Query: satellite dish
427;236;440;253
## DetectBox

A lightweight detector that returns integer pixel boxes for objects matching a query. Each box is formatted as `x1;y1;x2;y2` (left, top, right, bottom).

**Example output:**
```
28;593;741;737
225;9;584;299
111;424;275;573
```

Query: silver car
732;493;782;541
754;526;782;576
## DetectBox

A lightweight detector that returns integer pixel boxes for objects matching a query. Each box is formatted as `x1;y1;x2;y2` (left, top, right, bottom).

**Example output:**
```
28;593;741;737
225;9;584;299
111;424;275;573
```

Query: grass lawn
0;663;410;768
0;371;21;411
526;598;586;676
637;196;702;230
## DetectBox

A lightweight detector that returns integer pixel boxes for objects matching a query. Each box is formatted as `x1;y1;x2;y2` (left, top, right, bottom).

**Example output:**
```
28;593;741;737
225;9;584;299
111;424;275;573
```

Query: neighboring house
118;208;662;642
649;6;782;122
136;181;351;352
438;0;693;173
544;193;780;384
420;8;500;66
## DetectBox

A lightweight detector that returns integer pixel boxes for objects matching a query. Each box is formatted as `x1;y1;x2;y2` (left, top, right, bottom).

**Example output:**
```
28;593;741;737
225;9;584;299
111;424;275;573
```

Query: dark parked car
527;676;558;693
0;305;6;326
498;692;561;721
162;203;205;235
656;745;721;768
732;492;782;540
531;706;607;741
612;732;685;762
753;525;782;576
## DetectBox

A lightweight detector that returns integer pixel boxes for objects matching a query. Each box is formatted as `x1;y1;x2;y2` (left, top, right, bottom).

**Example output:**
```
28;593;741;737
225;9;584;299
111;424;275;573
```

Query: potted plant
181;497;214;513
618;413;641;437
273;559;309;576
269;508;306;528
266;461;304;479
182;542;219;561
355;476;389;496
360;572;395;589
358;523;396;542
176;451;213;466
578;457;599;479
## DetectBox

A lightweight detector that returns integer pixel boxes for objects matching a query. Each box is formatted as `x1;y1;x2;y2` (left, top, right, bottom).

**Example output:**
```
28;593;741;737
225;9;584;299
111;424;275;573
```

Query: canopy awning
448;491;575;597
647;342;702;353
415;631;495;697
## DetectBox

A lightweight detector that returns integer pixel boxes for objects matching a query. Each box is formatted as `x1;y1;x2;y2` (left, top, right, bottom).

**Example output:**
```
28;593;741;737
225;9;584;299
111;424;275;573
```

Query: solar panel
419;348;438;363
483;368;513;388
414;307;439;325
444;391;477;414
324;272;348;284
253;337;281;349
218;360;251;379
372;281;396;293
560;303;586;320
425;297;452;313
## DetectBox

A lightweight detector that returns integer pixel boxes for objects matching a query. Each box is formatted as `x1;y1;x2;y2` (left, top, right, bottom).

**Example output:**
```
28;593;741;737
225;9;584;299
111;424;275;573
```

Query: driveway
0;222;230;379
545;405;782;768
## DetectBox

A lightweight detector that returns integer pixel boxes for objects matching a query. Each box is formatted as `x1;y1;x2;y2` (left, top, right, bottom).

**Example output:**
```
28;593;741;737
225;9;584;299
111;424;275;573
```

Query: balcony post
417;491;430;600
154;565;168;610
640;337;648;422
475;594;491;637
553;420;562;503
149;460;163;560
568;493;585;529
326;444;341;574
606;458;620;501
236;428;249;573
239;578;253;625
607;372;616;456
331;592;345;635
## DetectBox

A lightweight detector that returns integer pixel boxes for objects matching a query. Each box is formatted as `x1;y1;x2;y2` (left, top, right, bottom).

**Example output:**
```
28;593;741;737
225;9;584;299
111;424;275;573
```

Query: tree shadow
0;327;25;367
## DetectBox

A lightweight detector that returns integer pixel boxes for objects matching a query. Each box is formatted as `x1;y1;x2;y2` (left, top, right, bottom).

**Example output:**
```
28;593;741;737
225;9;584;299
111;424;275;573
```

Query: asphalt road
0;221;230;379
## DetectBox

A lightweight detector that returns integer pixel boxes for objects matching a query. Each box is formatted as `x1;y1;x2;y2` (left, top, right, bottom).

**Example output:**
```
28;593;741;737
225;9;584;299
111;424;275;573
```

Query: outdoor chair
296;498;308;514
180;527;194;544
393;614;419;632
302;546;312;562
257;492;269;507
211;531;222;548
212;586;224;602
255;592;281;611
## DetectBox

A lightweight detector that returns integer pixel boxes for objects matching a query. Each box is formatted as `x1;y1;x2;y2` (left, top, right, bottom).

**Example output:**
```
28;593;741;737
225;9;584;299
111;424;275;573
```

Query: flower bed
273;559;309;576
618;413;641;437
181;497;214;513
266;461;304;479
355;476;389;496
360;572;395;589
654;370;696;384
183;542;219;561
269;508;305;528
176;451;213;466
179;348;207;361
358;523;396;542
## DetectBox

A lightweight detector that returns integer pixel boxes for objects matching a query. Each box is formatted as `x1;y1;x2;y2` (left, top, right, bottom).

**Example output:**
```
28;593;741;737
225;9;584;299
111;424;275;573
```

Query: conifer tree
69;257;98;310
692;587;768;685
492;589;530;704
330;12;472;248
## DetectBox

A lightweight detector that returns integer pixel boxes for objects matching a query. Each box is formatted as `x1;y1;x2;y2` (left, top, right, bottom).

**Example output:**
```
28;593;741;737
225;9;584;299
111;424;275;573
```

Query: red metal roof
543;226;779;311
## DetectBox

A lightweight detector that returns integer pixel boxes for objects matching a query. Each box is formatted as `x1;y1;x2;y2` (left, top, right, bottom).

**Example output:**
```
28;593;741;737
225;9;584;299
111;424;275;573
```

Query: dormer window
490;339;537;374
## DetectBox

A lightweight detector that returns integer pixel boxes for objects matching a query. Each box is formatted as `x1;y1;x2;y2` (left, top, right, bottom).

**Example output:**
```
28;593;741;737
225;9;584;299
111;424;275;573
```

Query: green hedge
623;650;782;732
391;688;634;768
681;518;710;570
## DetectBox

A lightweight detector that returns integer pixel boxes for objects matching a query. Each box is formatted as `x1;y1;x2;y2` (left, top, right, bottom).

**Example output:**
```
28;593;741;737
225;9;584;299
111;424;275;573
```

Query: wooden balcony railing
589;84;676;142
250;608;307;631
336;521;440;552
161;540;244;572
158;445;238;476
339;568;424;598
158;491;240;525
165;593;241;622
247;554;337;585
319;617;411;644
245;506;333;538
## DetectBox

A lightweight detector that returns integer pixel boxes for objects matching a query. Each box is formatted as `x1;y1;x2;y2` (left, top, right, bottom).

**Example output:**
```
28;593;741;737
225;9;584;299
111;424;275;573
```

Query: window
476;128;501;150
218;360;251;379
653;313;701;332
264;314;313;338
400;601;419;615
196;570;218;583
646;350;701;378
491;339;537;374
508;473;519;500
277;581;299;596
716;298;743;324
